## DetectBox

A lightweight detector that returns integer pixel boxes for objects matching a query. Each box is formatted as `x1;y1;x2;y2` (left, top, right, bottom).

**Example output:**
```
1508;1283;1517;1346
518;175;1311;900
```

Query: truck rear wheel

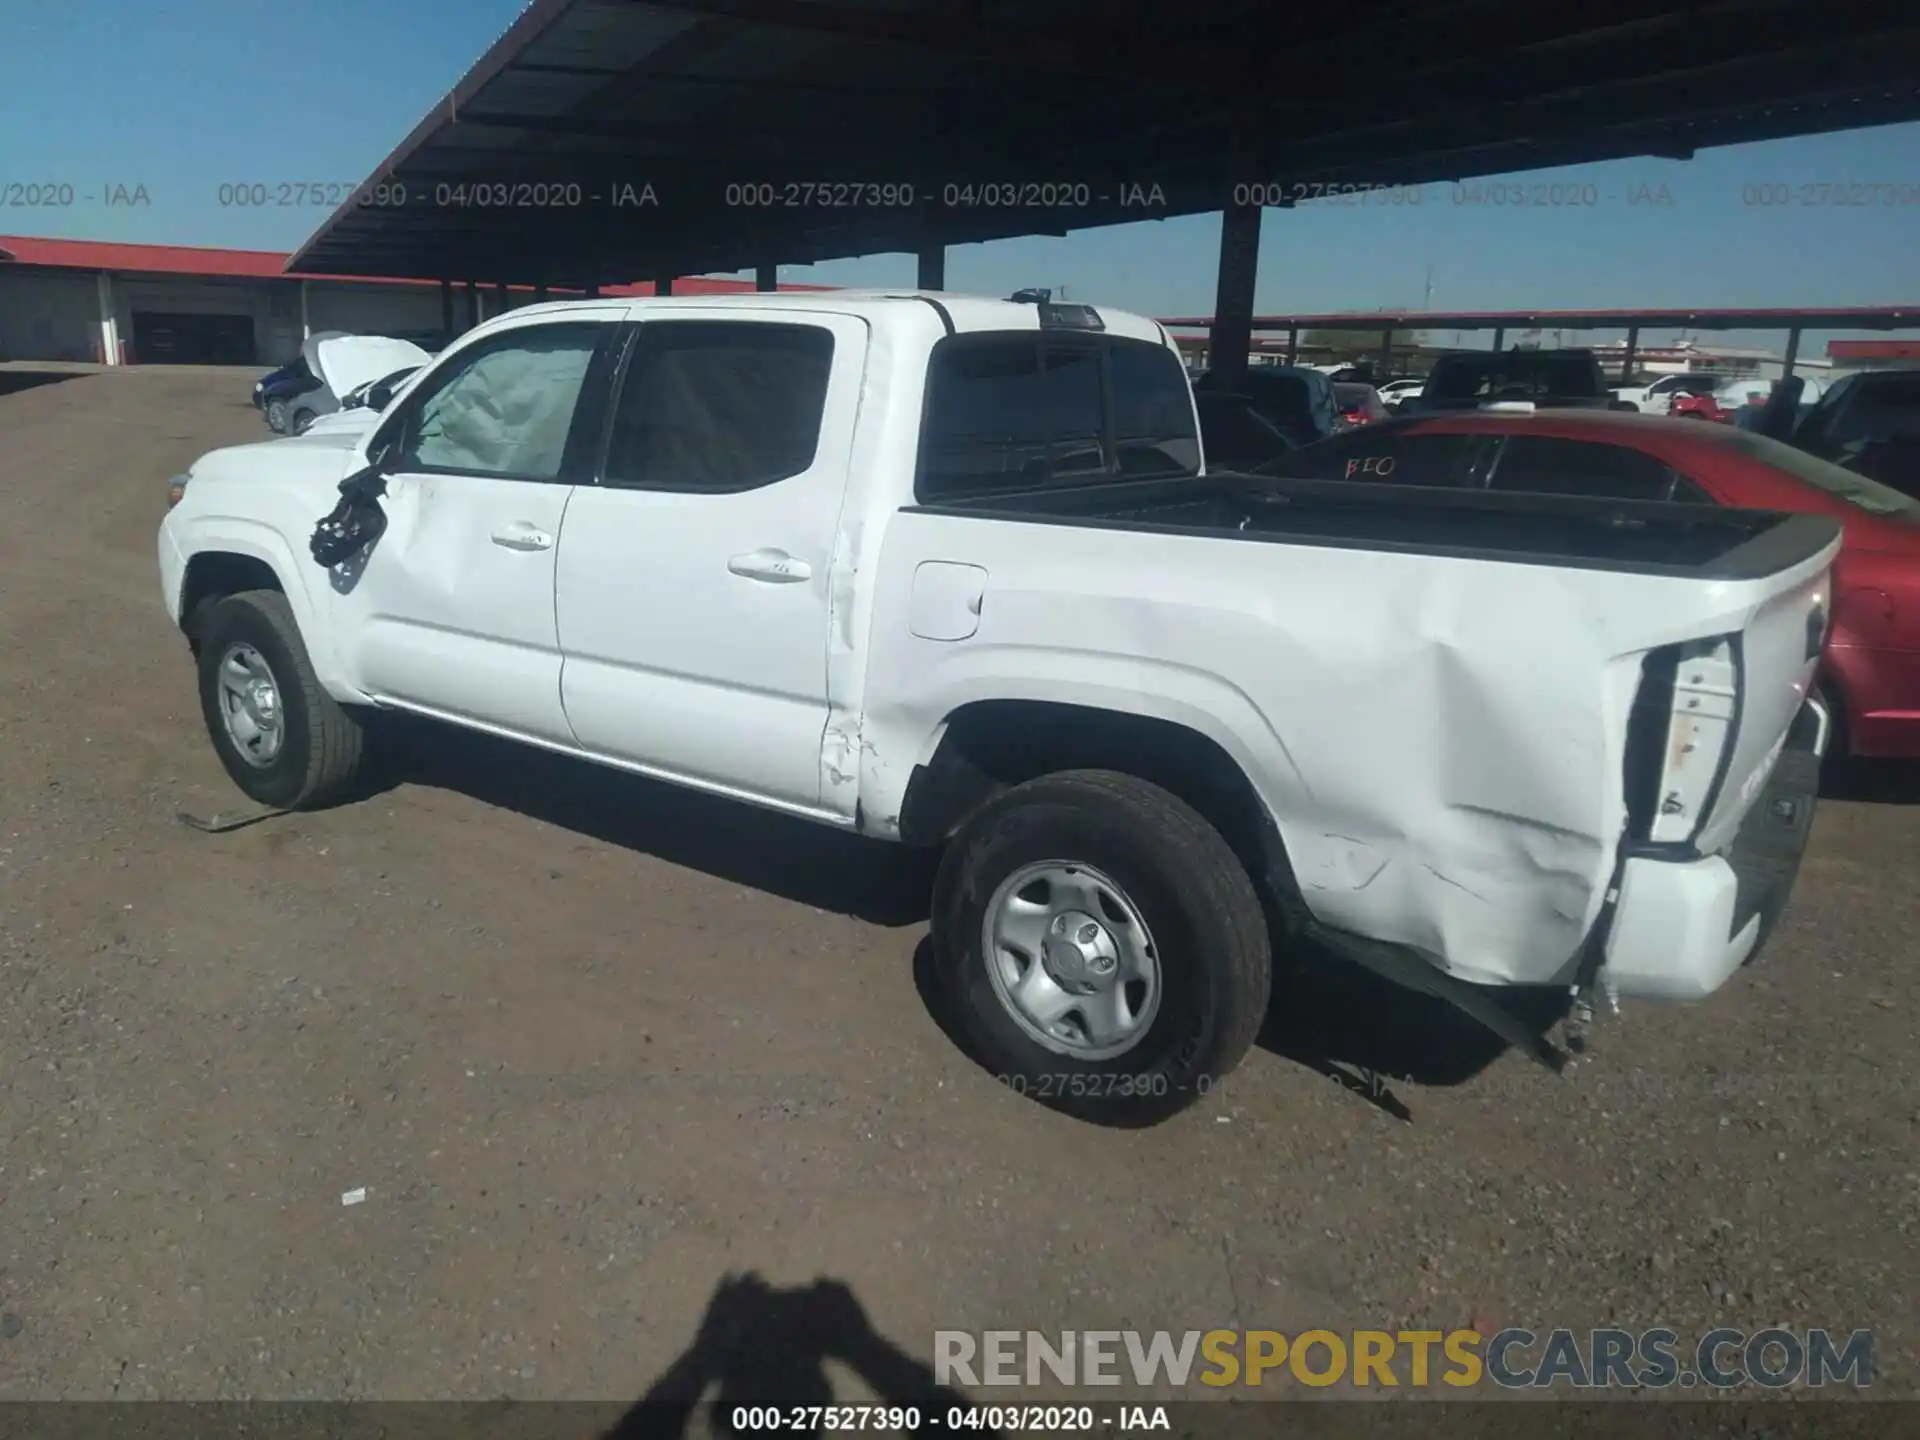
196;589;369;809
931;769;1272;1126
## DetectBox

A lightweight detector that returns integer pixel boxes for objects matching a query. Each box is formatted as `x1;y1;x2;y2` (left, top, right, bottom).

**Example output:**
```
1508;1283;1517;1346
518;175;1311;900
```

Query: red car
1260;409;1920;760
1670;391;1731;422
1333;382;1389;428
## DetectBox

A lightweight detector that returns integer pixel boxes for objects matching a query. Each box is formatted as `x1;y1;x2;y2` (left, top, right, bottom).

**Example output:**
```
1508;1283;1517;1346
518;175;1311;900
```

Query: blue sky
4;0;1918;355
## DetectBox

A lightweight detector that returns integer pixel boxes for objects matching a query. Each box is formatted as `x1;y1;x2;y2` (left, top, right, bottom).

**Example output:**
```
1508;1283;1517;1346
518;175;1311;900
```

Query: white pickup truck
159;290;1838;1125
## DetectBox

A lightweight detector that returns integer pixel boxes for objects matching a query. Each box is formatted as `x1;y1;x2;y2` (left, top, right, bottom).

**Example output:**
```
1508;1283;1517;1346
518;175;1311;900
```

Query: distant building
0;235;818;366
1588;338;1834;385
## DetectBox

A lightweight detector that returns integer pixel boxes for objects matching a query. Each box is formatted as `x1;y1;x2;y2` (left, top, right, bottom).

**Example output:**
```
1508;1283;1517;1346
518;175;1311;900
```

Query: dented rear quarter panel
857;510;1824;988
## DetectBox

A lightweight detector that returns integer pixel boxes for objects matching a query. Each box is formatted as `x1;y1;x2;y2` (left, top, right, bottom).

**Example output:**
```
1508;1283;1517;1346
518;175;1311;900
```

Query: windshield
1718;427;1920;518
1819;372;1920;446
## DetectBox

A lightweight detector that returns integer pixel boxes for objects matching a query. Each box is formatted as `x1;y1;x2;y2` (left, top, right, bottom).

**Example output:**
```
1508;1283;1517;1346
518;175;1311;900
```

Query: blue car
251;332;347;433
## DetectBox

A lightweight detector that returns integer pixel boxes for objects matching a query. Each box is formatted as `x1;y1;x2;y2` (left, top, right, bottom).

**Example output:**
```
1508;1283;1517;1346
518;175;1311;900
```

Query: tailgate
1658;541;1836;858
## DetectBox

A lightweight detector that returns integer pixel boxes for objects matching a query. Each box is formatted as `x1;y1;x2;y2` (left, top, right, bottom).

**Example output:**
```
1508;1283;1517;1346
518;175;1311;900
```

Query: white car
1376;379;1425;407
1610;372;1720;415
158;291;1837;1125
1716;375;1825;413
281;335;433;437
298;361;424;437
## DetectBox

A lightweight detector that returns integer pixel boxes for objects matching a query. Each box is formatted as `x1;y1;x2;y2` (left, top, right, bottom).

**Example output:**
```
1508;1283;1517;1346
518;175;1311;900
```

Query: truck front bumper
157;518;187;625
1599;695;1826;1001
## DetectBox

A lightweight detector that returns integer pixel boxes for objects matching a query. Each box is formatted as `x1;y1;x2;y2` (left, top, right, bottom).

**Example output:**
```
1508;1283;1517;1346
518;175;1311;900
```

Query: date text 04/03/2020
726;1404;1171;1431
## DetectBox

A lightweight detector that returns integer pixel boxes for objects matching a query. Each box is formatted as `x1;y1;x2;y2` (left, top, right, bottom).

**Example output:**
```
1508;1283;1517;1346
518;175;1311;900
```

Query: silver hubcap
216;642;285;768
982;861;1161;1060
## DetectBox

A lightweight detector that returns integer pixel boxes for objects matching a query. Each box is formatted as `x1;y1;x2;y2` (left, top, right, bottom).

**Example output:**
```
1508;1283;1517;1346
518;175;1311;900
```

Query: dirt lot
0;362;1915;1408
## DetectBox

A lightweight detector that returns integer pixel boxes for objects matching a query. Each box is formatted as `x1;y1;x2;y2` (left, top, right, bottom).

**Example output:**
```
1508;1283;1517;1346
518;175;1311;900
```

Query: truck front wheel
196;589;369;809
932;769;1272;1126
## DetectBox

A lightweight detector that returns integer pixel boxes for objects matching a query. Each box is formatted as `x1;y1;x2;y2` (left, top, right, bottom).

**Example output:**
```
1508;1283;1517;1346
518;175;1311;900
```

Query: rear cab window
917;334;1198;501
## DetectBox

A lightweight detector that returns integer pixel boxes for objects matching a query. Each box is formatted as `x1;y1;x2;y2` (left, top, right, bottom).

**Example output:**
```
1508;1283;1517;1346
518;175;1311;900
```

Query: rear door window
601;320;836;492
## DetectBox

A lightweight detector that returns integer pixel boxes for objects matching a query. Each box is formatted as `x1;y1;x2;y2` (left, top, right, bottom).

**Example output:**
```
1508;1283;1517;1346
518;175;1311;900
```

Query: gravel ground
0;364;1913;1409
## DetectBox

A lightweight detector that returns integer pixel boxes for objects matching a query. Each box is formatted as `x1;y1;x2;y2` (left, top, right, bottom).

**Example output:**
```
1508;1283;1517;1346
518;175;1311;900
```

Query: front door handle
491;522;554;551
727;548;811;583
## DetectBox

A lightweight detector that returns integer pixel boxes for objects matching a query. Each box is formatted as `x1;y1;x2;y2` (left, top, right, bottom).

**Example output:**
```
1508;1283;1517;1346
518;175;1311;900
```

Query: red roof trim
0;234;830;294
1827;339;1920;359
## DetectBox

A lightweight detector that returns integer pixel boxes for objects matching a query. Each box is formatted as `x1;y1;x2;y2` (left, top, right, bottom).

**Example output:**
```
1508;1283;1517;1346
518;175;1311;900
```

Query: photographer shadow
607;1273;998;1440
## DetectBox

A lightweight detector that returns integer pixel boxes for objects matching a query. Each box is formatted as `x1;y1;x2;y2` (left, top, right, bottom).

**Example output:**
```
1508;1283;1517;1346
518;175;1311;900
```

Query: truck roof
480;290;1173;347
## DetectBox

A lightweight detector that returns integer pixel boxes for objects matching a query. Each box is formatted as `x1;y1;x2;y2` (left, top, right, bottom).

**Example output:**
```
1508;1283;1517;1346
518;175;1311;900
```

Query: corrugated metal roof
285;0;1920;283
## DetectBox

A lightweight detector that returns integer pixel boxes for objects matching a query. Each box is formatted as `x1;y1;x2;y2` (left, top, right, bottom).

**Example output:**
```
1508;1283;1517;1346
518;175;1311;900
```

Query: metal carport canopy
286;0;1920;287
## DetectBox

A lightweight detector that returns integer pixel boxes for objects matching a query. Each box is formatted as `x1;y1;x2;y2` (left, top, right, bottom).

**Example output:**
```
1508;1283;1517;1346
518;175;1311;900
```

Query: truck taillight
1622;636;1742;846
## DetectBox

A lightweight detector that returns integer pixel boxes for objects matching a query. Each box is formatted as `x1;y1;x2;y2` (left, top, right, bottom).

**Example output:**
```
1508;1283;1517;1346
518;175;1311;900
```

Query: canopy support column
1208;202;1261;386
916;244;945;291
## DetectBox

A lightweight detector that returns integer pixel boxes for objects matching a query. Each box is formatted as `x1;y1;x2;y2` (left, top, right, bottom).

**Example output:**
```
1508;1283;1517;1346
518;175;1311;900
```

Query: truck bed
909;472;1839;580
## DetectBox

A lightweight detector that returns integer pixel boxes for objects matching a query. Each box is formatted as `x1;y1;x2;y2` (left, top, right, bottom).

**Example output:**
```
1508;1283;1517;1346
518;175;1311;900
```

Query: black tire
264;397;289;433
931;769;1271;1126
196;589;368;809
291;408;316;435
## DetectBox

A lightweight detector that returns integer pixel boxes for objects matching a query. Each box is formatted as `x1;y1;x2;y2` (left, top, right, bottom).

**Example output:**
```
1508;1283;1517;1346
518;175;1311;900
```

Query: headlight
167;473;189;508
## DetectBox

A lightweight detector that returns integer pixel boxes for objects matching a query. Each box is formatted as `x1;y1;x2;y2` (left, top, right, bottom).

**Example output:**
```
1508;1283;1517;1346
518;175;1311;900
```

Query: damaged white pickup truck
159;290;1838;1124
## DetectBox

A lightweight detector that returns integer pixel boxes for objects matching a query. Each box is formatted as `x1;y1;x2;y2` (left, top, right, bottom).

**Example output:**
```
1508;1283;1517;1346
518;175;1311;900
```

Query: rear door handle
727;548;811;583
491;522;554;551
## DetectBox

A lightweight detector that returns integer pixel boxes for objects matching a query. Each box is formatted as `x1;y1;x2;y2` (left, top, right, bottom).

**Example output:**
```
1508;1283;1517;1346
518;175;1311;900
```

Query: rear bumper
1599;696;1825;1000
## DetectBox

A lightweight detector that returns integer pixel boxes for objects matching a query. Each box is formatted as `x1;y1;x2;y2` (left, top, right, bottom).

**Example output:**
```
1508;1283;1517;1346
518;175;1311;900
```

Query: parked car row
160;289;1838;1125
